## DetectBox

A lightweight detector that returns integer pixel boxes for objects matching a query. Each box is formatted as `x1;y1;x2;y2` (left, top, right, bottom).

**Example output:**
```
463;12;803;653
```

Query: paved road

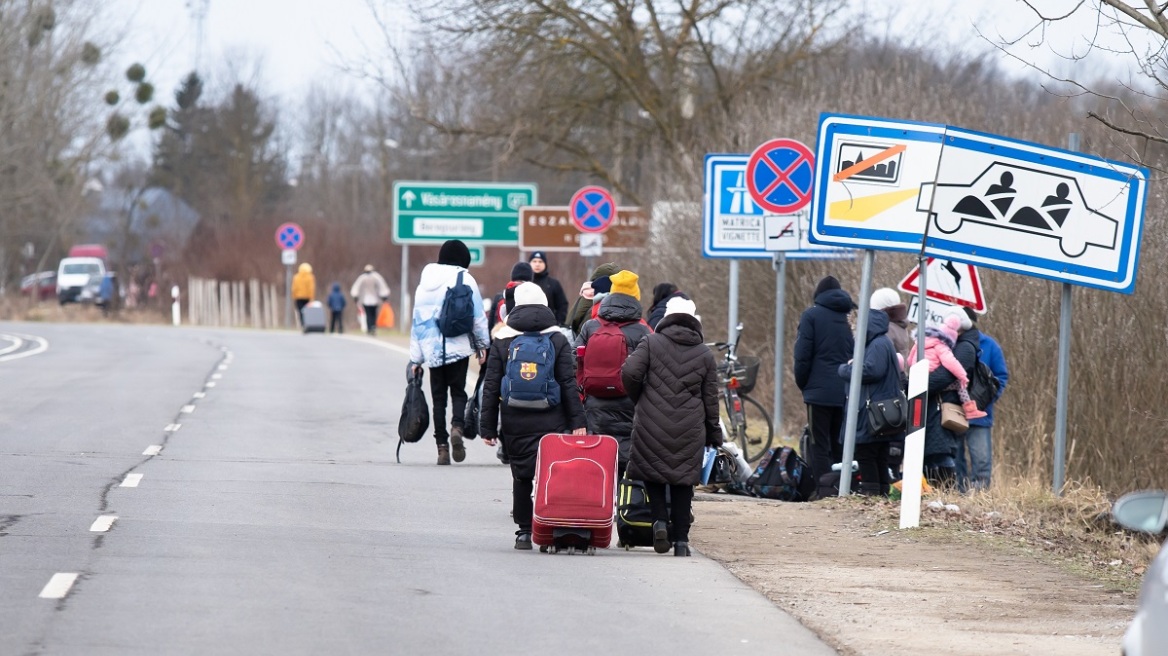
0;322;836;655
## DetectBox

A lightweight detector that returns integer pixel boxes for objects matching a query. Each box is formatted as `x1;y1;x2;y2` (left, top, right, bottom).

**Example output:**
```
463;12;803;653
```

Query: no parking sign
747;139;815;215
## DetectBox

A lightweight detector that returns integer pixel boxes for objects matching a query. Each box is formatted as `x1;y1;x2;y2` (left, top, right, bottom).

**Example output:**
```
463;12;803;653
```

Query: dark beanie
813;275;841;298
651;282;678;308
510;262;534;282
438;240;471;268
529;250;548;264
963;306;978;325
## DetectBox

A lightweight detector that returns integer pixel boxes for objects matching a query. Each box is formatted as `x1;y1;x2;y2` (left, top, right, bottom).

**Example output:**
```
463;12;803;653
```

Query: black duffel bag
397;367;430;463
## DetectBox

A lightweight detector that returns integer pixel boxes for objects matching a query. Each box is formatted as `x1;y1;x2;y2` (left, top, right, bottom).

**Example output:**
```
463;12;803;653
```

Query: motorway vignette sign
392;181;538;245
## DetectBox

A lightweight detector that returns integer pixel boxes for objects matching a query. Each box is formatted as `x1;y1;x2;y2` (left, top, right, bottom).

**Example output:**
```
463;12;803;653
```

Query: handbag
941;401;969;434
397;368;431;462
866;393;908;437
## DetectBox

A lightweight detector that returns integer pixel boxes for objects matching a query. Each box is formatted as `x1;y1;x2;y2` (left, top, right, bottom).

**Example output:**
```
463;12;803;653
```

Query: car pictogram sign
746;139;815;215
569;186;616;233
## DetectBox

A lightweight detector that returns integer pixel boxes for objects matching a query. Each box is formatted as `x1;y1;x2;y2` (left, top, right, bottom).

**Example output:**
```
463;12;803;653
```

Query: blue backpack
437;271;476;338
502;332;561;410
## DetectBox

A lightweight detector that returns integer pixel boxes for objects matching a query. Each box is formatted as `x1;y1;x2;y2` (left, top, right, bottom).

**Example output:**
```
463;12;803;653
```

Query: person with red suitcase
621;298;721;557
480;282;587;550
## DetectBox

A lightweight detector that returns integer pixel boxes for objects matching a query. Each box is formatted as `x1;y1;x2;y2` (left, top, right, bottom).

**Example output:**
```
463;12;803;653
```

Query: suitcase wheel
539;545;549;553
587;546;596;555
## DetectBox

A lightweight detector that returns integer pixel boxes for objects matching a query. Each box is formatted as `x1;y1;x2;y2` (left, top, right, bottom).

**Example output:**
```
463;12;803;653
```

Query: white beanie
870;287;901;311
944;306;972;331
664;297;700;322
513;282;547;307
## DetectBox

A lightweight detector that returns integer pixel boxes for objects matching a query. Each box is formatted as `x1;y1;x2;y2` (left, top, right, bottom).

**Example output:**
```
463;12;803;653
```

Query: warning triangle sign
897;258;986;312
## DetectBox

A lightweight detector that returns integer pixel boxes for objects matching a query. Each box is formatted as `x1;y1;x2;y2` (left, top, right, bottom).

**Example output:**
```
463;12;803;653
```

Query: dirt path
690;494;1135;656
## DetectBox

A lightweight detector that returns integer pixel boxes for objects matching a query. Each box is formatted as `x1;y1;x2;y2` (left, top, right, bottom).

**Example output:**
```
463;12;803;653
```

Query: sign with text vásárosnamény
392;181;537;245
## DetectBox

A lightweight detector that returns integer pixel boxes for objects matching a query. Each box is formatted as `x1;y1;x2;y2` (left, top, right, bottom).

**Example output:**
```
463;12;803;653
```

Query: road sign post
275;223;305;329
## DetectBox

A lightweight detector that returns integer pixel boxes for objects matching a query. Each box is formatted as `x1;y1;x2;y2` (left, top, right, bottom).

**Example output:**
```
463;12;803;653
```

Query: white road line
165;423;181;432
0;335;23;356
180;405;195;414
120;473;143;488
193;392;205;399
89;515;117;532
142;445;162;456
0;333;48;363
204;382;216;388
211;374;222;380
334;334;413;357
38;573;79;599
217;364;228;370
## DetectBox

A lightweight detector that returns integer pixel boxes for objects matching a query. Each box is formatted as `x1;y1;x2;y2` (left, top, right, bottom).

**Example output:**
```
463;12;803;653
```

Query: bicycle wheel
737;394;774;463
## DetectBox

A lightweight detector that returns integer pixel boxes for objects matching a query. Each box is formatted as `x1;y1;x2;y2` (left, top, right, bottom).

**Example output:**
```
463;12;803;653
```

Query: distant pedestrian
922;308;979;488
528;251;569;326
326;283;346;333
350;264;390;336
871;287;912;360
793;275;855;488
409;240;490;466
837;306;903;496
567;262;619;337
645;282;690;331
621;297;721;557
488;262;534;335
957;307;1009;491
291;263;316;326
480;282;586;549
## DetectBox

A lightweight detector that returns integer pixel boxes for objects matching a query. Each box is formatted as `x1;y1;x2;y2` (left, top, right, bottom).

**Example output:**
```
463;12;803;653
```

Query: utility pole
187;0;209;70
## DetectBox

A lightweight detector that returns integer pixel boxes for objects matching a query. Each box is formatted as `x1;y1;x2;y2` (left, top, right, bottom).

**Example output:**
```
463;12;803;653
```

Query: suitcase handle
546;433;608;449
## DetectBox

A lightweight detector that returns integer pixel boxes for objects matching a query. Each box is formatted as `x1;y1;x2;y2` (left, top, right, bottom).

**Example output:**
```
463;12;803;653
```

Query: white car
1112;490;1168;656
56;256;105;304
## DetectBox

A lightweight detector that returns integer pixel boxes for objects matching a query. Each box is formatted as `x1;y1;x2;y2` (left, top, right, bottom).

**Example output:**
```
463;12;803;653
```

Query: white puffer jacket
409;263;490;367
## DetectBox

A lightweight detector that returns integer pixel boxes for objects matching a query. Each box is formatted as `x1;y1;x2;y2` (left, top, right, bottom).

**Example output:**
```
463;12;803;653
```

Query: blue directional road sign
275;222;304;251
746;139;816;214
569;186;616;233
703;154;853;260
809;113;1149;293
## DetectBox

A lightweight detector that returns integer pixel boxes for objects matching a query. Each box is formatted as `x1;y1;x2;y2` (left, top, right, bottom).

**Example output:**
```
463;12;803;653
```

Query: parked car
56;257;105;304
1112;490;1168;656
20;271;57;301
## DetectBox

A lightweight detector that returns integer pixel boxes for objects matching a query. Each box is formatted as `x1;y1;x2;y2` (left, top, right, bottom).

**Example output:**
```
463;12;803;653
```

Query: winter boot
963;400;988;420
437;445;451;466
450;426;466;463
673;541;691;557
514;532;532;550
652;520;670;554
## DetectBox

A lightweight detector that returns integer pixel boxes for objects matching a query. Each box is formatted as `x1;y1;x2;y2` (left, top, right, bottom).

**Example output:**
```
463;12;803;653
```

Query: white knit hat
513;282;548;307
944;306;972;331
664;296;700;322
870;287;901;310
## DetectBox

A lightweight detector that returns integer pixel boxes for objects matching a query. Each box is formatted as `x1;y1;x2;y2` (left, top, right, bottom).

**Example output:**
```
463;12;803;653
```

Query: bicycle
708;323;773;463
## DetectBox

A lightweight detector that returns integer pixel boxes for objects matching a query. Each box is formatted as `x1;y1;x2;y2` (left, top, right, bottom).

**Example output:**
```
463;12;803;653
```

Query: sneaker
514;532;533;550
652;520;670;554
437;445;451;466
450;426;466;463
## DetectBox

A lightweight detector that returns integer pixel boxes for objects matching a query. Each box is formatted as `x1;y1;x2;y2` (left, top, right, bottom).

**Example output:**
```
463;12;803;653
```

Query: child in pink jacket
907;314;987;419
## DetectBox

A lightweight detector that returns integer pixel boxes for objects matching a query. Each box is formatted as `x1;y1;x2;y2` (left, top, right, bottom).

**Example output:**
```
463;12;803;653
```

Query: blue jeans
955;425;993;491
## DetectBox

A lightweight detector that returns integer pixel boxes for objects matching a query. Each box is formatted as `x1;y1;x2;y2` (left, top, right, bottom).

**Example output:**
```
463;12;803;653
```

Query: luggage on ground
396;368;430;463
533;433;618;552
746;446;815;502
616;476;672;548
302;301;326;333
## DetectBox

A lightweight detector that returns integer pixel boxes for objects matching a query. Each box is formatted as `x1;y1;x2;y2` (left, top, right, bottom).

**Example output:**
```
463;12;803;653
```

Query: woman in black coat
837;309;903;495
922;309;979;488
480;283;586;550
621;298;720;557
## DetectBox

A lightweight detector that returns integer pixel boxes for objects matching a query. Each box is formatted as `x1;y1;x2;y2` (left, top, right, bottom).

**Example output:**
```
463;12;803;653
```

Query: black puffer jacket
837;310;902;444
621;313;721;486
574;293;651;467
480;304;586;479
533;270;569;326
923;325;980;457
793;288;855;406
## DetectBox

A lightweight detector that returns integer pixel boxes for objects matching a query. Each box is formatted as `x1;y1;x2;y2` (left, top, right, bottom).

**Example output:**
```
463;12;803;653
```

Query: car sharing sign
808;113;1149;293
392;181;537;245
703;154;854;260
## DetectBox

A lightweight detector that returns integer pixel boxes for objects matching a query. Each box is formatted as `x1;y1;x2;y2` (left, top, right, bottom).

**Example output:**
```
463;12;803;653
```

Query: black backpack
747;446;814;502
437;271;476;338
967;351;1000;411
396;368;430;463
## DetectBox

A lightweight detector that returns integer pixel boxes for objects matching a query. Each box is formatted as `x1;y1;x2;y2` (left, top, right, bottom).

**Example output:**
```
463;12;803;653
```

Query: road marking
334;334;413;357
89;515;117;532
142;445;162;456
211;374;222;380
121;473;143;488
833;144;907;182
180;405;195;414
828;189;919;221
217;365;228;370
193;392;206;399
0;333;49;363
205;382;216;388
0;335;23;356
165;424;181;432
39;573;79;599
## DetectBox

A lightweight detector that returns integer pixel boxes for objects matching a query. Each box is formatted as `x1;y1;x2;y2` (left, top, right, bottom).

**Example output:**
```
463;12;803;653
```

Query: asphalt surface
0;322;836;655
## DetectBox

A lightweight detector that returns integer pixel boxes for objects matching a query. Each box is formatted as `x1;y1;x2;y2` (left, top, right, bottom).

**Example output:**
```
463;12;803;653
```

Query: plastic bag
397;368;430;462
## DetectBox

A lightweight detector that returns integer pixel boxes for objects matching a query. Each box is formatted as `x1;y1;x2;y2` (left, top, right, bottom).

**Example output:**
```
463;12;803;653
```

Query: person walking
351;264;390;336
871;287;912;360
645;282;690;331
479;282;586;549
488;262;534;334
793;275;855;488
621;297;721;557
326;283;346;333
567;262;619;337
409;240;490;466
837;306;904;496
291;263;316;327
575;270;651;478
528;251;569;326
958;307;1009;491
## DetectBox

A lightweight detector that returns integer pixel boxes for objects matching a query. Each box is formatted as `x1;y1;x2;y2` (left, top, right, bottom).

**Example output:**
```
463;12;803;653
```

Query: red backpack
580;318;633;398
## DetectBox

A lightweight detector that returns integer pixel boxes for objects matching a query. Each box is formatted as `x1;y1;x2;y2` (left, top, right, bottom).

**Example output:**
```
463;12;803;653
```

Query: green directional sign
392;181;538;245
468;246;484;267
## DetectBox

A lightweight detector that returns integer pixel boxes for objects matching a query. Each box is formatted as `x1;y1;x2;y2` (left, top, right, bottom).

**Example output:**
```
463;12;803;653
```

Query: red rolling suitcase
532;433;619;554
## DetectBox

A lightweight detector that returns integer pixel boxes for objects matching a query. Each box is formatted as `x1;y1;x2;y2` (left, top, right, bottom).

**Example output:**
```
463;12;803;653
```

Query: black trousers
429;357;470;444
329;310;343;333
644;482;694;543
806;404;845;484
855;442;891;491
294;299;309;326
362;304;379;334
513;477;533;534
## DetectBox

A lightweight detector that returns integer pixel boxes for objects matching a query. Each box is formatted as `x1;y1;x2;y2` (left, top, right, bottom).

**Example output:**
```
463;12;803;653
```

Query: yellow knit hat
609;270;640;300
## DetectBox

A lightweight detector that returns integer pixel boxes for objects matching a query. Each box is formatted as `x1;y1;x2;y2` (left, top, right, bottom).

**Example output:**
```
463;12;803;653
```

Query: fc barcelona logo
520;362;538;381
